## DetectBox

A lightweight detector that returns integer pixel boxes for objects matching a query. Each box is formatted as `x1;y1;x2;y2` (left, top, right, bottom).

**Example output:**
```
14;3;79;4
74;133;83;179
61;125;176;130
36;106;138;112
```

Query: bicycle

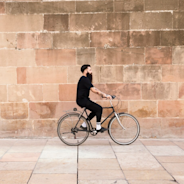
57;95;140;146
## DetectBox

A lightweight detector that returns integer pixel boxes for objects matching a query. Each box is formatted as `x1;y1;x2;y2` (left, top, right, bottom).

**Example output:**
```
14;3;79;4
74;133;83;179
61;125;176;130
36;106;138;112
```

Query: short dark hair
81;64;91;73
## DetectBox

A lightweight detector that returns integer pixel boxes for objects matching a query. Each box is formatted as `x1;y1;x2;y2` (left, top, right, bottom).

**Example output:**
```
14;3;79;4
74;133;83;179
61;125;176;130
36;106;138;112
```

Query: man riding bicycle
76;64;112;133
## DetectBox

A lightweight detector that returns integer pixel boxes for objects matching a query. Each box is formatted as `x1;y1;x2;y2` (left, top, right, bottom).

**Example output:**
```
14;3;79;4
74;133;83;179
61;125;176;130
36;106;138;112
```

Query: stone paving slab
0;138;183;184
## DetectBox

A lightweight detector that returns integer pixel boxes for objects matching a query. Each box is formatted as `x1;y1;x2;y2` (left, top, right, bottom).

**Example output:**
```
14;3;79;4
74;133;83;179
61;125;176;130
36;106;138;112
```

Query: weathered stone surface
77;48;95;65
179;83;184;99
114;0;144;12
0;50;36;66
90;32;128;47
17;67;26;84
0;33;16;48
17;33;53;49
129;101;157;118
130;12;172;29
180;0;184;10
174;12;184;29
8;85;43;102
142;83;178;100
76;1;113;12
162;65;184;82
145;0;179;10
35;49;76;66
44;14;68;31
6;2;75;14
100;66;123;83
160;118;184;138
43;85;59;102
53;32;89;48
145;47;172;64
107;13;129;30
0;15;43;32
0;68;17;84
158;100;184;117
0;2;5;13
124;66;162;82
29;102;82;119
27;67;67;84
130;31;160;47
1;103;28;119
173;46;184;64
161;31;184;46
70;14;106;31
59;84;77;101
90;83;141;100
96;47;144;65
0;85;7;102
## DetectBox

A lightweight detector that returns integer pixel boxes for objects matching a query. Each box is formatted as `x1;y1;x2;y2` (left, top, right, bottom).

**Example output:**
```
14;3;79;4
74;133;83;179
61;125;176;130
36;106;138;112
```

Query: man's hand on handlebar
102;94;112;100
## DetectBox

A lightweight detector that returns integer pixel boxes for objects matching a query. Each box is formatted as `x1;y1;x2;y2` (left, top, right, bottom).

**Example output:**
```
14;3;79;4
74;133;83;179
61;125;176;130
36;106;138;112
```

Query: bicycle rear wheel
57;113;89;146
108;113;140;145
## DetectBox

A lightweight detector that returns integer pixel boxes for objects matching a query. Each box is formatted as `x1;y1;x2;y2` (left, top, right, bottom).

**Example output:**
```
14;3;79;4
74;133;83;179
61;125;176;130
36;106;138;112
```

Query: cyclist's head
81;64;91;74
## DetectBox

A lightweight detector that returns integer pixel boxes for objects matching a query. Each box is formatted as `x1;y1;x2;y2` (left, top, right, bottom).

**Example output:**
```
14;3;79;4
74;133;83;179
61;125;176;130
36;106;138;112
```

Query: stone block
142;83;178;100
8;85;43;102
107;13;130;30
1;102;28;119
129;101;157;118
35;49;76;66
53;32;89;48
162;65;184;82
77;48;95;65
0;15;43;32
17;67;26;84
6;2;75;14
100;66;123;83
70;13;106;31
44;14;68;31
0;50;36;66
114;0;144;12
17;33;53;49
174;12;184;29
0;33;16;48
0;2;5;13
0;68;17;84
43;84;59;102
0;85;7;102
161;31;184;46
76;1;113;12
96;47;144;65
145;0;179;10
90;31;128;47
145;47;172;64
158;100;184;117
124;66;162;82
130;31;160;47
172;46;184;64
59;84;77;101
130;12;172;29
179;83;184;99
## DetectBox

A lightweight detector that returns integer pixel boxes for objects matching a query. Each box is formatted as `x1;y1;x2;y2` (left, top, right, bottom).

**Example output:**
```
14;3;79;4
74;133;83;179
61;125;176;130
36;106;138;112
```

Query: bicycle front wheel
57;113;89;146
108;113;140;145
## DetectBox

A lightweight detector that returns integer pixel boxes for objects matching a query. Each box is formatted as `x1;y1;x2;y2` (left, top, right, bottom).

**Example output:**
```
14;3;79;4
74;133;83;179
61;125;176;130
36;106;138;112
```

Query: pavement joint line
26;138;48;184
141;139;179;184
108;139;130;184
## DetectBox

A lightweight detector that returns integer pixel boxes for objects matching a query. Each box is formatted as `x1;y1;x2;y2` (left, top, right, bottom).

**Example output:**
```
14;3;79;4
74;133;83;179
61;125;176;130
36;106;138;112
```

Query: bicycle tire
108;112;140;145
57;112;89;146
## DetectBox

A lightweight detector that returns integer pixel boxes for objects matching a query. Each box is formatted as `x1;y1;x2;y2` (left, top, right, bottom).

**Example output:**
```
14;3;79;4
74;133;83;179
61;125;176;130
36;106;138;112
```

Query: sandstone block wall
0;0;184;138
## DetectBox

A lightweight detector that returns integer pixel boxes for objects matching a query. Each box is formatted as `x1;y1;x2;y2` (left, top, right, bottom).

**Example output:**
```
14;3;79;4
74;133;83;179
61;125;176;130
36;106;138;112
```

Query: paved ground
0;138;184;184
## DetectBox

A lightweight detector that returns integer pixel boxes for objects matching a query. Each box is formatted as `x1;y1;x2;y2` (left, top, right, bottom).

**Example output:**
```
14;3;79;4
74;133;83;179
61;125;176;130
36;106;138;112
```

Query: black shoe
80;125;87;130
96;127;108;133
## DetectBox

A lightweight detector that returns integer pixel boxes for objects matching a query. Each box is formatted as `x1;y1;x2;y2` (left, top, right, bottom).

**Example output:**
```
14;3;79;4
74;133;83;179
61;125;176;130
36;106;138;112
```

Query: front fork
114;112;126;130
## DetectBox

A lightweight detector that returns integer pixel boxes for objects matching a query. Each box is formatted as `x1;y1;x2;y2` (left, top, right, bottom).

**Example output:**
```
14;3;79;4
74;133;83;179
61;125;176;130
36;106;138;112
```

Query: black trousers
76;98;103;122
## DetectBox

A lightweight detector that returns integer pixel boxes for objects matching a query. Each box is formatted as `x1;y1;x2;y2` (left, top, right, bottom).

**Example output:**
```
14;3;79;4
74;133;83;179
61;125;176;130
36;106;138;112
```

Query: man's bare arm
90;87;107;98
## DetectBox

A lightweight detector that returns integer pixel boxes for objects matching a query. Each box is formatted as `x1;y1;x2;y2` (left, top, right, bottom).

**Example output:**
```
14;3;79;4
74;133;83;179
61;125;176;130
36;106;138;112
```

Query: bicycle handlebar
102;95;116;99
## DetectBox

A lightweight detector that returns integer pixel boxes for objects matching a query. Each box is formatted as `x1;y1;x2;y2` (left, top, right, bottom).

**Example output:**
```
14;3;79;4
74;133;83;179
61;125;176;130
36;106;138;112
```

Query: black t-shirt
76;76;94;100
